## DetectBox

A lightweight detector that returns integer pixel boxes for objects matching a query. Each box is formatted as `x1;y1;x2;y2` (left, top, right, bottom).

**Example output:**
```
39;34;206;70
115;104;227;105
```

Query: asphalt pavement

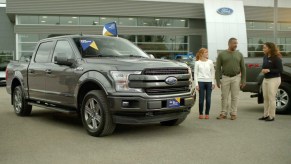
0;85;291;164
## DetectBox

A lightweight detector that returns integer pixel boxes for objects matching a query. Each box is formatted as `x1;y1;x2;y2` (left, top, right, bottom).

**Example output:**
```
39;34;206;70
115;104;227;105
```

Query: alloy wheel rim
276;89;289;110
84;98;102;131
14;89;22;113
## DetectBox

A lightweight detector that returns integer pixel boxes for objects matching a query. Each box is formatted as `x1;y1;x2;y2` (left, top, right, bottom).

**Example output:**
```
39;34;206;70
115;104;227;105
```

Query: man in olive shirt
215;38;246;120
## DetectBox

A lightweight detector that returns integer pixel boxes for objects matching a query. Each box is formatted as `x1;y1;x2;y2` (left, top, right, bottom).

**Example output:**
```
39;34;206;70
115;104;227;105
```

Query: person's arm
210;60;215;84
215;54;222;87
194;61;199;87
210;60;216;89
269;57;283;74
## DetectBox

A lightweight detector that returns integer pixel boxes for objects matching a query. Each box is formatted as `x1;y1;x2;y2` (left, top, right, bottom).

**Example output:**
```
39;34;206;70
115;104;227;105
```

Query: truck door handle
28;69;35;73
45;69;52;74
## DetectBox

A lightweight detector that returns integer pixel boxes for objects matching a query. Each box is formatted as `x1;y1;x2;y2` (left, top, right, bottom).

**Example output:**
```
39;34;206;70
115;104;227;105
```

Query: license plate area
167;98;181;108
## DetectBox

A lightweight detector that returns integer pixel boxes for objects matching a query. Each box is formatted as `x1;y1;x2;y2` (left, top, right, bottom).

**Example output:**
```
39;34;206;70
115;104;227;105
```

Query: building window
118;17;137;26
137;18;188;27
280;23;291;31
60;16;79;25
17;15;188;28
18;15;38;24
248;37;291;57
100;17;118;25
18;34;40;58
39;15;59;25
80;17;100;25
137;35;188;59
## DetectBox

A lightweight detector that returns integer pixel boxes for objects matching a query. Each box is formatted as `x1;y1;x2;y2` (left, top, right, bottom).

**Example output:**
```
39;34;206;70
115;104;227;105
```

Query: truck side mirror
54;55;74;66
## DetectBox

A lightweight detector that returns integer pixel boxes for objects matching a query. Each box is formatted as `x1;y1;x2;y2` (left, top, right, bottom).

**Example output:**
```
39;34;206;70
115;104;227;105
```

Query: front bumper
108;92;196;124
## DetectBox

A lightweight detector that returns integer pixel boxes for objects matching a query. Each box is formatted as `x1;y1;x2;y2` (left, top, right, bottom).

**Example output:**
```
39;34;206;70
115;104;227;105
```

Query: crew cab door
45;40;78;106
28;41;54;101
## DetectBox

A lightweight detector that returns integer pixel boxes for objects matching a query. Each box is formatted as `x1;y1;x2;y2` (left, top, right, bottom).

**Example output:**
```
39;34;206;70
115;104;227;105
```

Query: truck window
34;41;53;63
73;37;149;58
52;40;74;61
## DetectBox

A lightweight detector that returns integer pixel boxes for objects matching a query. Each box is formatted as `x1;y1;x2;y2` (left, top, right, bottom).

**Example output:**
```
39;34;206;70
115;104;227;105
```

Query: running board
28;102;76;114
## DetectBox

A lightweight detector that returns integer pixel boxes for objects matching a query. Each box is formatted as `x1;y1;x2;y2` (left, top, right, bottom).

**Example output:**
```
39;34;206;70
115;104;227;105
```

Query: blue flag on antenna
102;22;118;37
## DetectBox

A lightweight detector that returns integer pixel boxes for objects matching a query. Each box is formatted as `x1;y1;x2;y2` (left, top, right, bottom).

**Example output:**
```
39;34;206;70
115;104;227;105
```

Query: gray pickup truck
6;35;196;136
242;57;291;114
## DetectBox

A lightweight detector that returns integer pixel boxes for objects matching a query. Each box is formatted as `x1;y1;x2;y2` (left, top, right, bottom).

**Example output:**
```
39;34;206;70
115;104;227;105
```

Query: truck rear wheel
13;86;32;116
276;82;291;114
160;116;186;126
81;90;116;137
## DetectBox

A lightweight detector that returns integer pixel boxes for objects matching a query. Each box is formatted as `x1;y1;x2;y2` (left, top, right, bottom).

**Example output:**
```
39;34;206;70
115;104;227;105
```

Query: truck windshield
73;37;149;58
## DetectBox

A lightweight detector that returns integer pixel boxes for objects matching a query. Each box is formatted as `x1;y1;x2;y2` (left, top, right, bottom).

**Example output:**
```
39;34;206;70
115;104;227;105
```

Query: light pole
273;0;278;44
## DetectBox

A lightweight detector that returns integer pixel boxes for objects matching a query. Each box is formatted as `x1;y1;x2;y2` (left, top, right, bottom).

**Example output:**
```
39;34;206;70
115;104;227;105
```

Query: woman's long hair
196;48;208;61
264;42;282;58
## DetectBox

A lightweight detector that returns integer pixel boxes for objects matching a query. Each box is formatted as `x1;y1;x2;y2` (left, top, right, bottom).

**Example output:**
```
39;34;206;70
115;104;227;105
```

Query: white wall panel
204;0;247;61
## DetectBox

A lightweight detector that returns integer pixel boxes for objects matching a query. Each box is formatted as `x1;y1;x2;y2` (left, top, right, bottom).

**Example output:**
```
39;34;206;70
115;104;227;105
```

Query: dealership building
1;0;291;61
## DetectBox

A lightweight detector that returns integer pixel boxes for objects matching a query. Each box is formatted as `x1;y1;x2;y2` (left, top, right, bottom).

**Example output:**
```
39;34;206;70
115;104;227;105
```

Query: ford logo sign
217;7;233;15
165;77;177;85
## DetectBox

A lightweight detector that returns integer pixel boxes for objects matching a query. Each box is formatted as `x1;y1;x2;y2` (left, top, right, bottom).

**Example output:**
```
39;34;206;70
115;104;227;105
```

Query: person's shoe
230;115;237;120
258;116;269;120
199;115;204;119
205;115;209;119
265;117;275;121
216;114;227;119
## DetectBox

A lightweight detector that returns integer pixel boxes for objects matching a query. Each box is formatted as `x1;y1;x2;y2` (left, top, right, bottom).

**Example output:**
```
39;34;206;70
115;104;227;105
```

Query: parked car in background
242;57;291;114
0;60;9;81
174;54;195;79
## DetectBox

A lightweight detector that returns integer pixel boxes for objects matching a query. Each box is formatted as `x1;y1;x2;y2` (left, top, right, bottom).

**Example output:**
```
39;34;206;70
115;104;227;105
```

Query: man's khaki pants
220;75;241;116
262;77;281;118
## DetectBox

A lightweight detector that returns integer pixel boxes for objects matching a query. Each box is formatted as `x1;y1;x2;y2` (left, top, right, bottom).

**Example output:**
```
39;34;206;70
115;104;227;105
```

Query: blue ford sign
165;77;177;85
217;7;233;15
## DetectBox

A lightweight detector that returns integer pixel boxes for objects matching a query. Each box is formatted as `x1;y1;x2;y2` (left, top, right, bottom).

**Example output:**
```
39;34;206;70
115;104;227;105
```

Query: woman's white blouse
194;59;215;87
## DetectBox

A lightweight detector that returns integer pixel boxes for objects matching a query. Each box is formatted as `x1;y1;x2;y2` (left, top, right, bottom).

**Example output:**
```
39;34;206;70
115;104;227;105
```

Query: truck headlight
188;67;193;88
110;71;142;92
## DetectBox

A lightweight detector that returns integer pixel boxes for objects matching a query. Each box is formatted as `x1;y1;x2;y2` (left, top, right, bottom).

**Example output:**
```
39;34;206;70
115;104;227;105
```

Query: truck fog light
122;101;130;107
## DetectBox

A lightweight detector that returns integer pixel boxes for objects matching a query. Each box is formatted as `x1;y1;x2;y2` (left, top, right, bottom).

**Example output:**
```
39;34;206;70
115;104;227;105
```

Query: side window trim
34;40;54;63
52;39;76;63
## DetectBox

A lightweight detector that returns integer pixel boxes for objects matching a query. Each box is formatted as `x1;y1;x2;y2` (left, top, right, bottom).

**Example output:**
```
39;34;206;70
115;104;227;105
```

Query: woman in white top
194;48;215;119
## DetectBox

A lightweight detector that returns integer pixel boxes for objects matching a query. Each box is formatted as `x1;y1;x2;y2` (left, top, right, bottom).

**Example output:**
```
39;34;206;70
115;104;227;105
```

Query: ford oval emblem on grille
217;7;233;15
165;77;177;85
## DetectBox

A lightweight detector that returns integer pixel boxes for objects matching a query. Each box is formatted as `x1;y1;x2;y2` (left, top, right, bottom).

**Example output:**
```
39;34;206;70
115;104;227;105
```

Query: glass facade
16;15;190;59
247;21;291;57
17;15;188;27
18;33;188;59
18;34;50;58
16;16;291;59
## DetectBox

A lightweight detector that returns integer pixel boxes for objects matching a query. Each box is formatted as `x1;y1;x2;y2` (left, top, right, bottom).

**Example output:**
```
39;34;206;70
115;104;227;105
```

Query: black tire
276;82;291;114
160;116;186;126
13;86;32;116
81;90;116;137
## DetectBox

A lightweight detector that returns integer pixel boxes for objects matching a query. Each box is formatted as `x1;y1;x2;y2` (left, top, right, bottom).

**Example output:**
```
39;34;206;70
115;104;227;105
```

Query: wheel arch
75;71;114;112
11;77;23;105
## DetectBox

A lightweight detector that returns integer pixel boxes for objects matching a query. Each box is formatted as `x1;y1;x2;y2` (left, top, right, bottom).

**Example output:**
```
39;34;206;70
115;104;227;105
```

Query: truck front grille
145;87;190;95
135;68;190;95
143;68;188;75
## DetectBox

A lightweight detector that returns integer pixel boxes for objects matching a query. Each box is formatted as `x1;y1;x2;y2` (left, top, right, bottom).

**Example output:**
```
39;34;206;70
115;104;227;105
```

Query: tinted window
53;41;74;61
34;41;53;63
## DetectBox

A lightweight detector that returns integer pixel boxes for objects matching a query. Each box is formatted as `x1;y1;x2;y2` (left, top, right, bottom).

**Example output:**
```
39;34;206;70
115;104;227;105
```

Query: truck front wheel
276;82;291;114
13;86;32;116
81;90;116;137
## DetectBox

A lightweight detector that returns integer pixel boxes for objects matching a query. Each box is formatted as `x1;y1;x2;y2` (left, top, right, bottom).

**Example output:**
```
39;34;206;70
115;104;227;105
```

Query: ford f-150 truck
242;57;291;114
6;35;196;136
